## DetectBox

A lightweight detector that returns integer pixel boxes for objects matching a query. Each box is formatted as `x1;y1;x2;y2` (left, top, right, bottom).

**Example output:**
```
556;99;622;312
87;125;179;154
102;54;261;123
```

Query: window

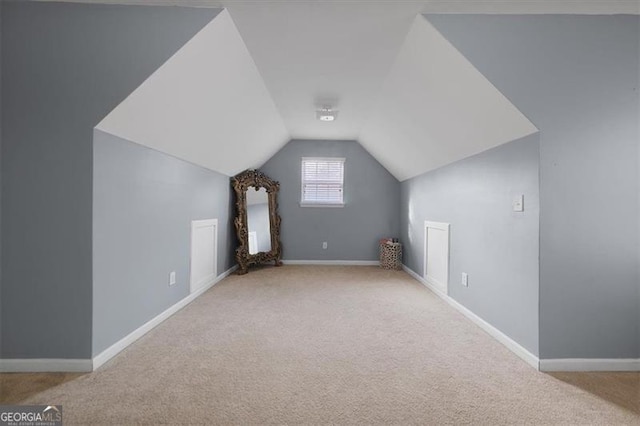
300;157;345;207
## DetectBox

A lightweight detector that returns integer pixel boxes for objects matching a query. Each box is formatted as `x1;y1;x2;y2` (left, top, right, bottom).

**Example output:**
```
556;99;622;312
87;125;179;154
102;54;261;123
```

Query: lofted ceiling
97;10;289;176
90;0;637;180
36;0;640;15
359;15;538;180
225;1;424;140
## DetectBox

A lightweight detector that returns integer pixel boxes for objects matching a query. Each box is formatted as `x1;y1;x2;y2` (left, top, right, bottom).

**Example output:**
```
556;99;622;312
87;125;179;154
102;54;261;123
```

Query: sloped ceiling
225;1;424;140
359;15;538;181
92;0;635;179
38;1;640;15
96;9;289;176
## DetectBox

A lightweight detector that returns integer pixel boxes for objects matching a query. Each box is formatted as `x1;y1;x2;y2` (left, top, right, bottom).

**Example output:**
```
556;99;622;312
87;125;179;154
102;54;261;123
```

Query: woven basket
379;242;402;270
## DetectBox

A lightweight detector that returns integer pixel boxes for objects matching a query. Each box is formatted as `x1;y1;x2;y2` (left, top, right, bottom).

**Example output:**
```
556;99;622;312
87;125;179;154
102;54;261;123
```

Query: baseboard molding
403;265;540;370
282;260;379;266
408;267;448;300
92;264;237;371
0;358;93;373
539;358;640;372
1;266;238;373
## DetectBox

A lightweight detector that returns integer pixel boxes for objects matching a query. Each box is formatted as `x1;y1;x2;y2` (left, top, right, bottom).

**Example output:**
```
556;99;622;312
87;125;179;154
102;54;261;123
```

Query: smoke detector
316;106;338;122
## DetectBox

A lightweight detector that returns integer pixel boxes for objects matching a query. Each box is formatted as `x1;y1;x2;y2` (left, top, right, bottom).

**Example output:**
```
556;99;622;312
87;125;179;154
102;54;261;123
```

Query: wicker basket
379;242;402;270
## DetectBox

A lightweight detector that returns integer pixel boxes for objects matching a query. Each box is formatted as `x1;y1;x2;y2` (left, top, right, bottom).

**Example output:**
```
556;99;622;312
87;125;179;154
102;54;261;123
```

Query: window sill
299;203;345;208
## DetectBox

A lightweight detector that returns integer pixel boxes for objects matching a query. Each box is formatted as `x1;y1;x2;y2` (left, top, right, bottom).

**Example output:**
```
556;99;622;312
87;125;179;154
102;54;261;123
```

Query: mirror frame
231;169;283;274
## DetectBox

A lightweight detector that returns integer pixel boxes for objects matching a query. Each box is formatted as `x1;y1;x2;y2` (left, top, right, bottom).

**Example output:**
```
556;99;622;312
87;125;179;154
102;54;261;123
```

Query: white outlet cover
169;271;176;286
461;272;469;287
513;195;524;212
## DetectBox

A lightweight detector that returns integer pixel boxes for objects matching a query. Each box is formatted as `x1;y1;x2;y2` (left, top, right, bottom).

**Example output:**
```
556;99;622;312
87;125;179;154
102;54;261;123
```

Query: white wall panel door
190;219;218;293
424;221;450;294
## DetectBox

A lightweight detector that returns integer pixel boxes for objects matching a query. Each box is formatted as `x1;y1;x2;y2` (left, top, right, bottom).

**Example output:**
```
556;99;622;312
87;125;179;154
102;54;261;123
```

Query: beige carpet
1;266;638;425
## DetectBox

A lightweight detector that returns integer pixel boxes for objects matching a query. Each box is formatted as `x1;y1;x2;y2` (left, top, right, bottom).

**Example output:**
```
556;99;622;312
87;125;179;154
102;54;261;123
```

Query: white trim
301;157;346;162
300;157;345;206
424;221;450;294
405;264;448;299
0;358;92;373
190;218;218;294
92;264;237;371
539;358;640;372
403;264;540;370
299;203;345;208
282;260;379;266
424;221;450;230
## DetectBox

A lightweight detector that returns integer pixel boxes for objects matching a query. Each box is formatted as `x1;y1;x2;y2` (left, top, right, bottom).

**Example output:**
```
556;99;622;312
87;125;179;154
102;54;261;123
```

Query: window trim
300;157;346;208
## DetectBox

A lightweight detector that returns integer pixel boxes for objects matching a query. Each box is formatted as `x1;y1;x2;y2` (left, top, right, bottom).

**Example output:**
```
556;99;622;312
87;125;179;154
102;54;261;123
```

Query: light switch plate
169;271;176;286
513;194;524;212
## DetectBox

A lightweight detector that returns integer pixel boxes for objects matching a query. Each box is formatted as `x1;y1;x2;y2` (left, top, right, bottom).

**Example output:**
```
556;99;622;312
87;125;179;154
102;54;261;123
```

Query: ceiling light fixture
316;106;338;122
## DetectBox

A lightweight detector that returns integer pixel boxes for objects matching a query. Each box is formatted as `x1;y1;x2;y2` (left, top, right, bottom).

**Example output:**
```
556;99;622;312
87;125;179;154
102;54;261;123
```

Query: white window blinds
301;157;345;206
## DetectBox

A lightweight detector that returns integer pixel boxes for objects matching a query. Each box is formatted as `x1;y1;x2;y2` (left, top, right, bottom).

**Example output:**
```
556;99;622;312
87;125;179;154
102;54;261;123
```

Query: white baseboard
403;265;540;370
92;264;237;371
0;266;238;373
0;358;93;373
540;358;640;372
282;260;379;266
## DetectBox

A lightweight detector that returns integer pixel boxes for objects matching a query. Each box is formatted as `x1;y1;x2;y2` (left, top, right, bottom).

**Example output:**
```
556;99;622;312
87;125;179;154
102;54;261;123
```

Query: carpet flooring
1;266;639;424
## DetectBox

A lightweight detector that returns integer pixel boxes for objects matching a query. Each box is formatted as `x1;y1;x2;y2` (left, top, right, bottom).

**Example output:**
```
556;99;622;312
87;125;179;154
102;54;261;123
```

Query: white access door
424;221;450;295
190;219;218;293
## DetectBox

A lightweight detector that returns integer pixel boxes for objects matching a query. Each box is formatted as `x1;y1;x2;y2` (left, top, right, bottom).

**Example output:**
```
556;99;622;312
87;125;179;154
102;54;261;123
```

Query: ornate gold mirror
231;169;283;274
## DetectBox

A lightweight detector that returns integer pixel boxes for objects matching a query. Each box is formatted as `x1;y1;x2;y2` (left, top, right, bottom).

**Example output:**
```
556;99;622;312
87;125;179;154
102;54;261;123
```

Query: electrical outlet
169;271;176;286
461;272;468;287
322;241;328;249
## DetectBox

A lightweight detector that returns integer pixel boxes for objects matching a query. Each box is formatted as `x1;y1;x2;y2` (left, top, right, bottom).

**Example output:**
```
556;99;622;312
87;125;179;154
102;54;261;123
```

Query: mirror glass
232;169;282;274
246;187;271;254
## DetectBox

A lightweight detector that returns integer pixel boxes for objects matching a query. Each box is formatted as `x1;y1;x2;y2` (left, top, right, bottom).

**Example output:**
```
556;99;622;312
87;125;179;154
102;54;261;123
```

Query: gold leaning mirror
231;169;283;274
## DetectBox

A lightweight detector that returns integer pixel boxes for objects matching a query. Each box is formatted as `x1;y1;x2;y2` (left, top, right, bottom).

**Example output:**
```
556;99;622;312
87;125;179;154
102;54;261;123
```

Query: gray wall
1;1;220;359
260;140;400;261
247;203;271;253
401;134;540;355
0;0;3;357
428;15;639;359
93;130;234;356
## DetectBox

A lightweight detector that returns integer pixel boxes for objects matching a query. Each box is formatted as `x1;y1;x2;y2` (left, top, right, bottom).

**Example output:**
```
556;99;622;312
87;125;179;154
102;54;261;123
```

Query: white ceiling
96;10;289;176
87;0;636;179
225;1;424;140
360;15;538;181
36;0;640;15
